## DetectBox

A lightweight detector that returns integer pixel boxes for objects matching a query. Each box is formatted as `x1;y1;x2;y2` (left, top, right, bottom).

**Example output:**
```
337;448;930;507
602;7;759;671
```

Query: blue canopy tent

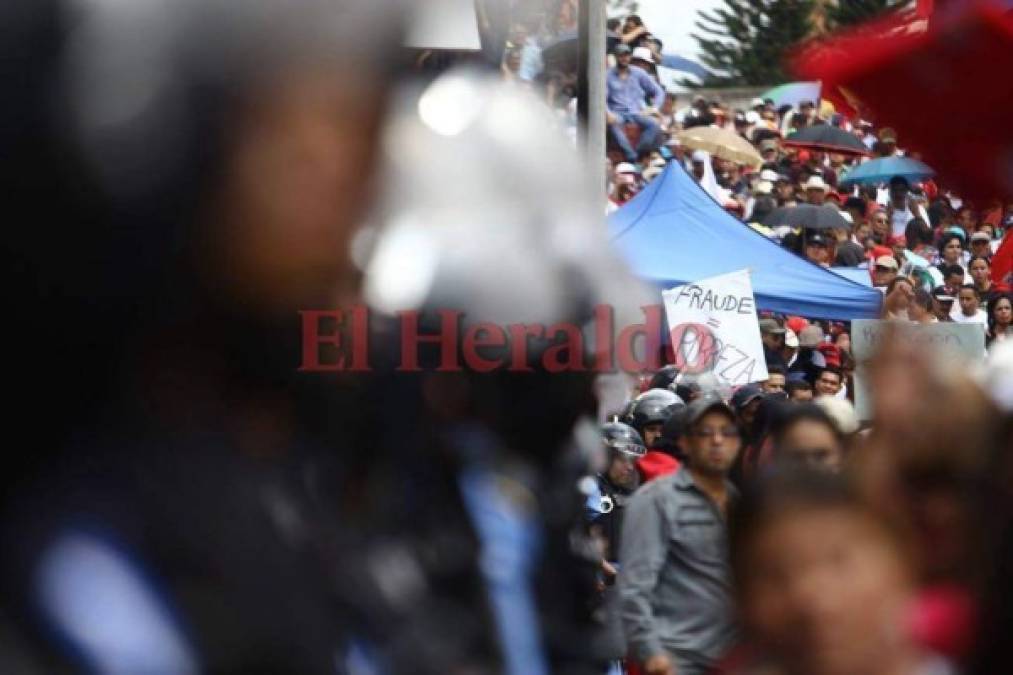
609;163;882;320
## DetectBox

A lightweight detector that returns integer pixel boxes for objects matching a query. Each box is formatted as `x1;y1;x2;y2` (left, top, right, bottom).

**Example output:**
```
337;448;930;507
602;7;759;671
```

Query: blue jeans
610;112;660;161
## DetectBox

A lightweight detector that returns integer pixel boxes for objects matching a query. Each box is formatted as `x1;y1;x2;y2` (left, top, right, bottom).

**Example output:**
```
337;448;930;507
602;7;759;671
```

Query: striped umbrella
761;81;821;108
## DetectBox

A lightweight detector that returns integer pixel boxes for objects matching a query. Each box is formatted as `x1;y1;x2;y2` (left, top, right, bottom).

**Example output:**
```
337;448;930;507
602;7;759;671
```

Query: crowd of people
604;14;1012;344
6;1;1013;674
592;10;1013;675
588;320;1013;675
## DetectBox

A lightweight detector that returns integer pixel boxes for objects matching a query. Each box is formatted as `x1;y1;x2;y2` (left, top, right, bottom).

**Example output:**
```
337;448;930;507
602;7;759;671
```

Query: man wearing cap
970;231;993;259
759;318;787;369
631;46;658;77
773;173;794;206
783;328;800;368
833;212;866;267
872;255;899;289
804;175;828;205
619;395;741;675
878;127;900;157
804;232;832;267
789;325;828;385
759;138;779;164
931;287;956;322
607;44;665;162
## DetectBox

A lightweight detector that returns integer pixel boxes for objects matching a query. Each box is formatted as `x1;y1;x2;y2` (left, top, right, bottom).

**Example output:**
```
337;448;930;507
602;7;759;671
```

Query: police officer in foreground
1;2;649;673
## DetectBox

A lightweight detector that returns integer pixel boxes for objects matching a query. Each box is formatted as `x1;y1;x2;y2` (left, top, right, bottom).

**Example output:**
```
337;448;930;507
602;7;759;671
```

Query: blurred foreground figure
729;470;955;675
352;70;649;674
2;0;403;671
2;0;649;668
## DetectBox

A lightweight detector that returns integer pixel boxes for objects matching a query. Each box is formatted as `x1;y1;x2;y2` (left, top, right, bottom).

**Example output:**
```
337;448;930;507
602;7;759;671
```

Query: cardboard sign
851;319;986;420
662;270;768;388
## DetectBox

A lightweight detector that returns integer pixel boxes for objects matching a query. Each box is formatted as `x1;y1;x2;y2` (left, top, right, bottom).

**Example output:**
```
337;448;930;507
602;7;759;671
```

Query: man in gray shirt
618;395;741;675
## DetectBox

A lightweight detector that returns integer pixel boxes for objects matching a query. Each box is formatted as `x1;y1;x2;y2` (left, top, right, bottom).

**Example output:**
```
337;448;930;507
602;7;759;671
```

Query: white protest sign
851;319;986;420
662;270;768;387
405;0;481;51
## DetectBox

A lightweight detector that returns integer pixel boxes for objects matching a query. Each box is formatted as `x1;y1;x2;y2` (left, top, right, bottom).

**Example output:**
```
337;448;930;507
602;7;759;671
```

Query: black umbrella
542;30;620;69
761;204;851;230
784;124;870;155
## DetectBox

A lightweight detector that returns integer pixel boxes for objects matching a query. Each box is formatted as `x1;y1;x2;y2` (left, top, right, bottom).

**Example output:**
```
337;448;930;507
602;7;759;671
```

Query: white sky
628;0;723;61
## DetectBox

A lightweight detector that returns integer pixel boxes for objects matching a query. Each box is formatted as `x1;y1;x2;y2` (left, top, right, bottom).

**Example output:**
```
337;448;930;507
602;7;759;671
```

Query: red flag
993;227;1013;292
791;1;1013;203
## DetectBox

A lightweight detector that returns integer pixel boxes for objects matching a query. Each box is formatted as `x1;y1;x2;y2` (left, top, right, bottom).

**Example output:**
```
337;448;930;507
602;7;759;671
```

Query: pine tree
690;0;816;87
826;0;909;29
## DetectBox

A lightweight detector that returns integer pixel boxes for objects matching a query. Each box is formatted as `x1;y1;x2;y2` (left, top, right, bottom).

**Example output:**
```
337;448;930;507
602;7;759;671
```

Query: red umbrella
792;1;1013;202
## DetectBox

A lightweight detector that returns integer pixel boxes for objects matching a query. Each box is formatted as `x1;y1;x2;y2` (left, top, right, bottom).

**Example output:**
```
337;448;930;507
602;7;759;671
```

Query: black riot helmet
602;421;647;459
653;406;687;459
647;364;680;391
629;388;685;433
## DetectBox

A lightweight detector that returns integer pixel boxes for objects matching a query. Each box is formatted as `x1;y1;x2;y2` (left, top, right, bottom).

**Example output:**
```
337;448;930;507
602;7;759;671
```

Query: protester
968;255;994;303
761;364;786;395
770;404;846;472
620;396;741;675
932;287;956;322
987;293;1013;346
970;231;993;261
730;470;955;675
786;379;814;402
873;255;899;288
759;318;787;369
814;366;844;397
888;176;928;238
803;232;832;267
936;233;969;274
606;44;664;163
909;287;937;323
951;284;988;326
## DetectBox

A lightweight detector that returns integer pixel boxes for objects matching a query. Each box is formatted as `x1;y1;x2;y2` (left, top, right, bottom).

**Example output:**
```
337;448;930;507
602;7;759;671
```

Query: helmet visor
607;440;647;458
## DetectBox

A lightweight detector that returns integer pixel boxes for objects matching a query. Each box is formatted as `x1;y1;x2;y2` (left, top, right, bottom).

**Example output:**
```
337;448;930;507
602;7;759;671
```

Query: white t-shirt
950;307;987;325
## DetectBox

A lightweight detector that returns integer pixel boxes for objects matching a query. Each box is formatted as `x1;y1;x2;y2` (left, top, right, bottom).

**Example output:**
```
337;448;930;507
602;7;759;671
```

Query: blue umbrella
840;157;935;185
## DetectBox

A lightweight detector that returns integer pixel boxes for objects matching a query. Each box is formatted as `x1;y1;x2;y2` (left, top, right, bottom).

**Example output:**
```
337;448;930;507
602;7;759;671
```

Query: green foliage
690;0;816;87
826;0;909;29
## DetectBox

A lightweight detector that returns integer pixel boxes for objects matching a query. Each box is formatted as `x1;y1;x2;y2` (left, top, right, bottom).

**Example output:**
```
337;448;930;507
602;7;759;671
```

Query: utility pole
578;0;606;199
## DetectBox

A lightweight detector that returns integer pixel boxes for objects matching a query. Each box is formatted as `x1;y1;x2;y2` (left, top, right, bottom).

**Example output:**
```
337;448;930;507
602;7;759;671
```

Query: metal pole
578;0;606;200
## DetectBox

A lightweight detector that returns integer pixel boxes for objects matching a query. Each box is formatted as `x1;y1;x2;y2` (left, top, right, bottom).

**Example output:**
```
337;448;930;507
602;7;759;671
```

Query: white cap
691;149;709;162
745;110;761;125
751;97;765;107
631;46;655;63
804;175;828;191
759;169;780;182
615;162;638;174
815;396;859;435
753;180;773;195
